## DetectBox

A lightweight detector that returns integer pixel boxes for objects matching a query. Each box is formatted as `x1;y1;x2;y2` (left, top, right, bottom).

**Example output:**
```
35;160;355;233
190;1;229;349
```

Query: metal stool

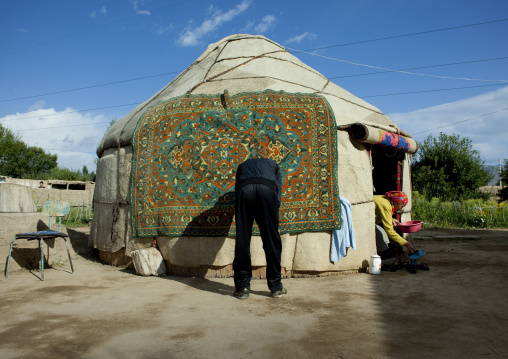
5;200;74;280
5;231;74;280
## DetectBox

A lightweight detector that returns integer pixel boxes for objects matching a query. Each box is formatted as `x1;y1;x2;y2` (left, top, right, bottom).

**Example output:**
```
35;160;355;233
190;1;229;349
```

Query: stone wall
0;177;95;207
32;187;94;207
0;183;37;213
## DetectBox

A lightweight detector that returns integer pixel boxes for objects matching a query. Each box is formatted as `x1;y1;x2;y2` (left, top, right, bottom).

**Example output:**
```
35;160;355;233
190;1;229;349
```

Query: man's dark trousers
233;183;282;293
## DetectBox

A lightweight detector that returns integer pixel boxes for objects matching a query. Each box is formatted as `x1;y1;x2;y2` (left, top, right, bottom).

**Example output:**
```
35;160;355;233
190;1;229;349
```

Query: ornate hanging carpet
130;89;340;237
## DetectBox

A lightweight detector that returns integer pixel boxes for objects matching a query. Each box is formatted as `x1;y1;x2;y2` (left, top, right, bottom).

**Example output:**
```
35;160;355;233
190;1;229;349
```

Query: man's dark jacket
235;158;282;207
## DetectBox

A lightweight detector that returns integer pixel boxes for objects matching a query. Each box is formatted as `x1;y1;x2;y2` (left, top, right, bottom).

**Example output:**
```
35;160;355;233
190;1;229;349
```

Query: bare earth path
1;228;507;359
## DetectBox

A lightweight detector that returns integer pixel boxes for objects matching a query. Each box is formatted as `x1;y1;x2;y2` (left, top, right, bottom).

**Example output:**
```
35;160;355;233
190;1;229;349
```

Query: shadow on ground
4;227;99;277
1;227;507;359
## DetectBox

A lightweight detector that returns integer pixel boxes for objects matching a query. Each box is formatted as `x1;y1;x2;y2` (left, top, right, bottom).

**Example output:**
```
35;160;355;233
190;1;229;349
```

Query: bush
412;192;508;229
500;159;508;203
411;133;492;201
61;207;93;228
36;205;93;228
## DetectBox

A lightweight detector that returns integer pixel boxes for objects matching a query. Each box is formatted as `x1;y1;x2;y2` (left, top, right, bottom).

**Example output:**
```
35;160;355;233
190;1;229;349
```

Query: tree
49;166;94;181
499;159;508;202
411;133;493;200
0;123;96;181
81;165;95;181
105;117;117;134
0;123;58;178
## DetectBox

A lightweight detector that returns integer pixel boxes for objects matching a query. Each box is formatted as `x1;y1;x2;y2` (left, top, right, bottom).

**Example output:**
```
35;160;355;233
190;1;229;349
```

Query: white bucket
369;254;381;275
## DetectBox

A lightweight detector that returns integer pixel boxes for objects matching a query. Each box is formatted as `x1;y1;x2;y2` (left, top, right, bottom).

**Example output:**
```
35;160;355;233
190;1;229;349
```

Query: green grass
35;206;92;228
61;207;93;228
412;192;508;229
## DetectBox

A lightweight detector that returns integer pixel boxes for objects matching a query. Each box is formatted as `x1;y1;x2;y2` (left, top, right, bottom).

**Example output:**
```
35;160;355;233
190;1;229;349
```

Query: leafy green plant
0;122;95;181
61;207;93;228
412;192;508;229
411;133;492;201
500;159;508;203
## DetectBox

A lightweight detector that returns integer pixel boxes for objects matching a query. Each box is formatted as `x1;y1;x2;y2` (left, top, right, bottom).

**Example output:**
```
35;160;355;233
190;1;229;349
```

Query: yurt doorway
371;146;405;195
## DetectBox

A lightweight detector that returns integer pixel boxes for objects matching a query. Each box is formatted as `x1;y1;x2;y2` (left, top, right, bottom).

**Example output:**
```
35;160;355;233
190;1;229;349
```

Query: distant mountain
485;165;501;186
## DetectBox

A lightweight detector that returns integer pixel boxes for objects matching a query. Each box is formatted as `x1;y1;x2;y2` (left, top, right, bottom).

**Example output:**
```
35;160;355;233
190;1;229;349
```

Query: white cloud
178;0;251;46
155;23;174;35
132;0;150;15
242;16;275;34
17;28;29;33
253;15;276;33
388;86;508;165
0;106;110;171
90;6;107;18
28;100;46;112
286;32;317;44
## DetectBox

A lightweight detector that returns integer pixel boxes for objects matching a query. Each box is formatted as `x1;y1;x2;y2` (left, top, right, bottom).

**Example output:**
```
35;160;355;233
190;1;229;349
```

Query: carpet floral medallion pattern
130;89;340;237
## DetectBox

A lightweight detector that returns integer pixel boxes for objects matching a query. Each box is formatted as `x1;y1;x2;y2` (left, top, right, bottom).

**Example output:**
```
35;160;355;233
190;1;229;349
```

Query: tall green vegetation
411;133;492;201
412;192;507;229
0;123;58;178
49;165;94;181
499;159;508;202
0;123;94;181
105;117;117;134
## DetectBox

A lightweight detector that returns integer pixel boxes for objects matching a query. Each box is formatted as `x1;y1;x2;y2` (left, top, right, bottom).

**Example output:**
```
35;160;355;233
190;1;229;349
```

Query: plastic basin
397;220;423;233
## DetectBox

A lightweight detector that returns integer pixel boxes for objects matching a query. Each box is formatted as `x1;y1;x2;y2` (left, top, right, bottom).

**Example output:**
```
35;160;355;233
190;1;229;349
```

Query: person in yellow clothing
374;191;416;259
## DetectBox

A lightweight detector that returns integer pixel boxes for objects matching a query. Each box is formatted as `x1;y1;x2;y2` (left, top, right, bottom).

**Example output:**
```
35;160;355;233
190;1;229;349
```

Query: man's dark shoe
233;288;249;299
271;287;287;298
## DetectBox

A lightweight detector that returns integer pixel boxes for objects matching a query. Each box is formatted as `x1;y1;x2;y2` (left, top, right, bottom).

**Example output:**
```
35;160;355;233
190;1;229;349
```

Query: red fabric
385;191;408;214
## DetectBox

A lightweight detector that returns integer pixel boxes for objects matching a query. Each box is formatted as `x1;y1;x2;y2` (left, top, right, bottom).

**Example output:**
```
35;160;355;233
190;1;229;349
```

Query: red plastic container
397;220;423;233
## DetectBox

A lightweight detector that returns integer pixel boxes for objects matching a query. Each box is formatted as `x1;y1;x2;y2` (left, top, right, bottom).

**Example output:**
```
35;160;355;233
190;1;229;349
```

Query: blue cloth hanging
331;196;356;262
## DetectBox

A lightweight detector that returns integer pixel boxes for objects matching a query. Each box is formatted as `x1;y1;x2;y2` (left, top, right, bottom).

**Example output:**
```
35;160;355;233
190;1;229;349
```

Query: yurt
90;34;418;277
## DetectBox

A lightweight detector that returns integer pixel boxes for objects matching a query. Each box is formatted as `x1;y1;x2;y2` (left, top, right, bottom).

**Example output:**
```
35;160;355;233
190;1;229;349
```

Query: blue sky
1;0;507;173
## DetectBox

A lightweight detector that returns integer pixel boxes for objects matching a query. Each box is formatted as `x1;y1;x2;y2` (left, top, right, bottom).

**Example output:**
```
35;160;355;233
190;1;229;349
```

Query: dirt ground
1;227;507;359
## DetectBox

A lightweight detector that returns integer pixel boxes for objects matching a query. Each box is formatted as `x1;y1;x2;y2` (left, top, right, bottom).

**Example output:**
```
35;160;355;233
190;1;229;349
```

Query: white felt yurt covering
90;34;415;276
